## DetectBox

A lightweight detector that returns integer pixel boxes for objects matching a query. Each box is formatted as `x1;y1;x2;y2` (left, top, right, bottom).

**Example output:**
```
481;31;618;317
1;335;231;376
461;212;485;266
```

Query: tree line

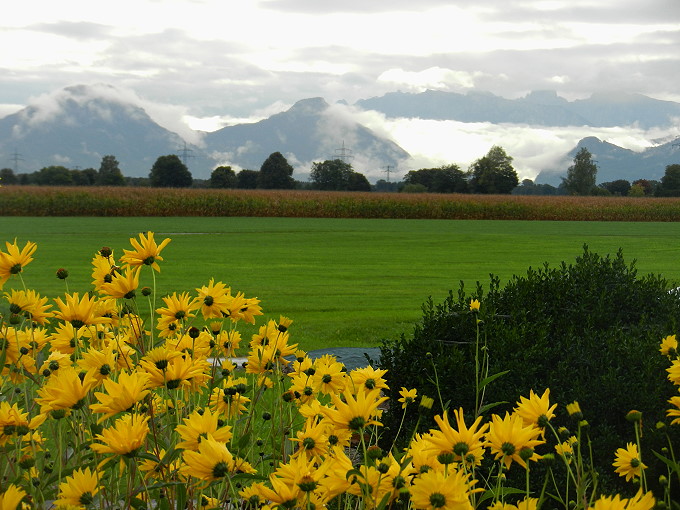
2;146;678;196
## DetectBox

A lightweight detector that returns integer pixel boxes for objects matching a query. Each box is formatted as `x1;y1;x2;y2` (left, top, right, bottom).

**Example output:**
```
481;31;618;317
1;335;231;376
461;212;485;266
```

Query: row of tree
2;146;677;196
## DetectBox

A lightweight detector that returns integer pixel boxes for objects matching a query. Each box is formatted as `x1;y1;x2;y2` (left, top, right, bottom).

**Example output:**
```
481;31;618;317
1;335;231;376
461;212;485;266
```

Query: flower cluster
0;234;665;509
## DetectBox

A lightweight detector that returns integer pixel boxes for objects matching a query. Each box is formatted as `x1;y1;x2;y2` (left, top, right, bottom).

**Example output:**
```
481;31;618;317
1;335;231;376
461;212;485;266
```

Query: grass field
2;216;680;351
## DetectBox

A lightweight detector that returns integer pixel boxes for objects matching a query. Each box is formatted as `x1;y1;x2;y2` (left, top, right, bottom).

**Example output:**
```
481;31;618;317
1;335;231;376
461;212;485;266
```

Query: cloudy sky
2;0;679;179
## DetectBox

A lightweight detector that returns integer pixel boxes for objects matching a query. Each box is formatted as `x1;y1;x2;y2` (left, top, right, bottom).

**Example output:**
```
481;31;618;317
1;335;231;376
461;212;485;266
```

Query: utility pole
177;141;195;168
10;149;23;173
334;141;354;164
383;165;394;182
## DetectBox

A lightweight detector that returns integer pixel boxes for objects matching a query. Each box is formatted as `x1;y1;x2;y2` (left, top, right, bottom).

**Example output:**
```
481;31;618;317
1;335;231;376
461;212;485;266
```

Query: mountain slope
355;90;680;129
535;136;680;185
0;84;191;177
203;97;410;177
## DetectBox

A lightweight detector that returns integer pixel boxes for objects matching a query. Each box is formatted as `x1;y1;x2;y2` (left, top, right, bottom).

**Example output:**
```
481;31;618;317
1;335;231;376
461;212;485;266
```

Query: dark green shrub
376;245;680;495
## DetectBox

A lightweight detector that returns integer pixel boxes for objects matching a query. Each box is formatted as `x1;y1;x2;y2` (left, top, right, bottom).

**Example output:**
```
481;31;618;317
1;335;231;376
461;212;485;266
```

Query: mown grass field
2;215;679;351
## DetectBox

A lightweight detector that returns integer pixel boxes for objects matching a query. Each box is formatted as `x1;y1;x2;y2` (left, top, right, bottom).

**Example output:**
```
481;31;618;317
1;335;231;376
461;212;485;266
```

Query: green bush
376;245;680;494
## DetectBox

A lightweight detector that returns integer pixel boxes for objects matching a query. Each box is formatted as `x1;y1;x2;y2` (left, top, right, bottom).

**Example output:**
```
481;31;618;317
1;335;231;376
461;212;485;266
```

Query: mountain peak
288;97;329;114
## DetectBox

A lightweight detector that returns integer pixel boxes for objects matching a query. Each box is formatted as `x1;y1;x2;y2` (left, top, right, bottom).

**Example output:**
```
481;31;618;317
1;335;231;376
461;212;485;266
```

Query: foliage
149;154;193;188
0;235;674;509
237;169;259;189
599;179;631;196
347;171;371;191
511;179;562;196
403;165;468;193
97;155;126;186
0;168;18;185
377;245;680;494
563;148;598;195
259;152;295;189
468;146;519;194
310;159;371;191
656;164;680;197
210;166;237;189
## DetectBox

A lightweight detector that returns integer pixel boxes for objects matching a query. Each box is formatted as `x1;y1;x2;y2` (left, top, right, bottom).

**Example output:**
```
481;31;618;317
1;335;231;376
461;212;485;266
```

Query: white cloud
377;67;482;92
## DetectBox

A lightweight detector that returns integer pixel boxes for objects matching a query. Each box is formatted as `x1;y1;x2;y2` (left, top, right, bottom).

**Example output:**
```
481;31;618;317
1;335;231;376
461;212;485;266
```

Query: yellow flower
590;490;655;510
4;288;52;325
140;354;210;391
35;367;98;417
0;402;30;447
349;365;389;392
0;239;37;288
91;250;116;291
99;267;140;300
488;498;538;510
514;388;557;432
229;294;262;324
469;299;480;312
666;395;680;425
175;408;233;451
613;442;646;482
53;292;111;329
156;291;199;325
410;468;475;510
565;401;583;420
195;279;231;319
90;370;152;422
120;231;171;272
425;407;488;466
90;413;149;457
667;359;680;385
181;434;255;481
485;412;544;470
277;315;293;332
554;436;578;462
313;355;347;395
77;345;118;384
324;387;388;432
660;334;678;358
398;387;418;409
290;417;329;459
209;383;251;418
53;468;102;509
248;476;301;509
0;484;27;510
274;453;328;495
216;329;242;357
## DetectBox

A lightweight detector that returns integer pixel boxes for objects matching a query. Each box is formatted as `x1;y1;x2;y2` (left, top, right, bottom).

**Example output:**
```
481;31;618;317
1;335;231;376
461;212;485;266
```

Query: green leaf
479;370;510;389
477;401;508;416
477;486;526;505
652;450;680;474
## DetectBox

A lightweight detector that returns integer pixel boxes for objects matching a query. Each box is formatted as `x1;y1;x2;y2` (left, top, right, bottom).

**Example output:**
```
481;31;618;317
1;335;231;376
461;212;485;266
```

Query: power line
334;141;354;164
176;141;195;168
10;149;24;173
383;165;399;182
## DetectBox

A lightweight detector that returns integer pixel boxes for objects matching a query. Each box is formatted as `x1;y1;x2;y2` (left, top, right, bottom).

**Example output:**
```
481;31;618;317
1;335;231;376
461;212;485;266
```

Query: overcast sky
2;0;679;179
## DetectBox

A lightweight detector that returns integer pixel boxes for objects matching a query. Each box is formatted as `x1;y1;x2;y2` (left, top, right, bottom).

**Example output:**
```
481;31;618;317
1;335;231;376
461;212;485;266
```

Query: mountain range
0;84;678;184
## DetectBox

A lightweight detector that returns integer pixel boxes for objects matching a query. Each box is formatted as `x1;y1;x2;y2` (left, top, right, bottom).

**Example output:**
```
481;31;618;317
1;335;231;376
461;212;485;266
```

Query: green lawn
2;216;680;351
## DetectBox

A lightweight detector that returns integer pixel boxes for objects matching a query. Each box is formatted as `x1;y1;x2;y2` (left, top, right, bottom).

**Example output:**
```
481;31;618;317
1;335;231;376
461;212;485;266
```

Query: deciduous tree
468;146;518;194
562;147;597;195
310;159;354;190
149;155;193;188
258;152;295;189
403;165;467;193
210;166;237;188
657;164;680;196
97;155;126;186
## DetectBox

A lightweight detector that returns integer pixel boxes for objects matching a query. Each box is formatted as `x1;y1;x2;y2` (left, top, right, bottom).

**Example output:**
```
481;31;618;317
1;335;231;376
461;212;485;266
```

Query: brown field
2;185;680;220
